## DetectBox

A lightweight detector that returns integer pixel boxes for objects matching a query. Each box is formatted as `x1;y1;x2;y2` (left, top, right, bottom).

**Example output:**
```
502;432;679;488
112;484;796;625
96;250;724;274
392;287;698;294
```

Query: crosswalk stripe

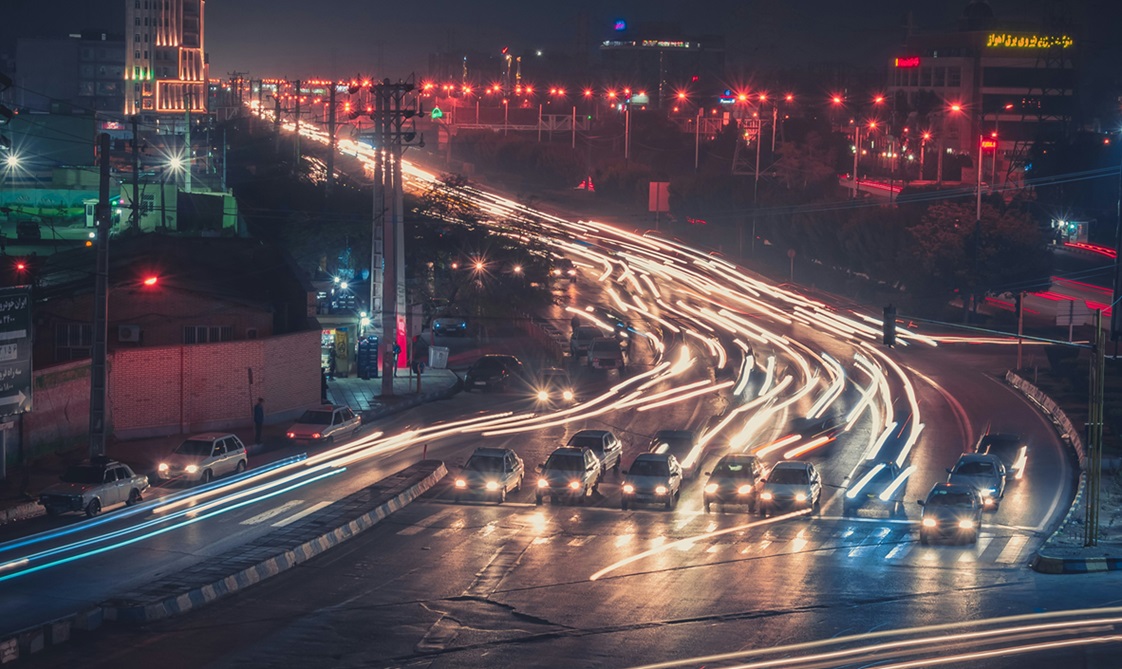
958;535;994;563
273;501;332;528
995;535;1030;564
240;500;303;526
568;536;594;547
883;540;914;561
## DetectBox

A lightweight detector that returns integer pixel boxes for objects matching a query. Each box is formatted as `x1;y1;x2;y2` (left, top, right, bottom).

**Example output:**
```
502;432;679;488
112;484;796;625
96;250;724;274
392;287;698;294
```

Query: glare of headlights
485;481;499;491
760;492;773;501
286;432;296;438
623;484;635;494
158;463;169;471
537;390;549;401
983;497;996;506
922;517;937;527
959;519;976;529
454;479;466;488
795;492;807;502
704;483;719;494
537;479;548;488
311;432;321;439
185;465;198;474
737;484;753;495
569;480;581;490
655;485;668;495
562;390;574;401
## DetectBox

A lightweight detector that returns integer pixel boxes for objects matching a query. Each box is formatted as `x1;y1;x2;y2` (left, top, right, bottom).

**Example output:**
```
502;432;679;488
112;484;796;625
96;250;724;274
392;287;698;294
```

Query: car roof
928;482;979;496
549;447;588;456
470;447;515;458
632;452;673;463
478;354;520;363
771;460;810;471
572;429;609;438
186;432;237;440
955;453;1000;464
717;453;759;463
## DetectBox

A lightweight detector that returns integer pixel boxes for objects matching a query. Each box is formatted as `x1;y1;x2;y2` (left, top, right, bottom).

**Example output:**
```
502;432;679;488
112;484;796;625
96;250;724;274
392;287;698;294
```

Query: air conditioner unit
118;325;141;343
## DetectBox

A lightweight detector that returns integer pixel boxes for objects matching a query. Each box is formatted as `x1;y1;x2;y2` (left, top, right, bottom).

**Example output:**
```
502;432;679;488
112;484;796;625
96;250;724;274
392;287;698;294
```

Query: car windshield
466;456;504;472
769;468;809;484
629;460;669;477
174;440;214;457
297;410;334;425
927;490;975;506
955;461;994;476
60;466;105;484
568;435;603;450
542;371;570;385
545;454;585;472
472;359;505;372
864;467;895;489
713;460;754;477
574;327;600;341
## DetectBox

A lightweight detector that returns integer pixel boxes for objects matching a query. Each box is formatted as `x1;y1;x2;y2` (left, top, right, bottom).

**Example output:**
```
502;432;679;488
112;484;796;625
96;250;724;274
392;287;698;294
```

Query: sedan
759;460;822;516
703;453;765;513
843;461;907;517
533;367;578;405
432;313;469;337
536;447;601;505
453;447;525;503
947;453;1007;510
977;433;1028;482
620;453;683;510
463;354;526;392
286;405;361;445
918;482;984;545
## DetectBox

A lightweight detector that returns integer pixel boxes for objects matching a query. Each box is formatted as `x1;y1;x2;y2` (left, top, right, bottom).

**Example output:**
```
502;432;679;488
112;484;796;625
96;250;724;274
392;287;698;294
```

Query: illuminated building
124;0;208;116
599;21;724;109
887;1;1074;184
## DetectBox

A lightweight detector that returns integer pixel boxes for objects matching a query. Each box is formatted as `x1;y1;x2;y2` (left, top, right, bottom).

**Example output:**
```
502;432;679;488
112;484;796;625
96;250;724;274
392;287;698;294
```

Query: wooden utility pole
293;79;302;170
89;134;111;457
326;82;336;201
1085;309;1106;546
130;115;141;232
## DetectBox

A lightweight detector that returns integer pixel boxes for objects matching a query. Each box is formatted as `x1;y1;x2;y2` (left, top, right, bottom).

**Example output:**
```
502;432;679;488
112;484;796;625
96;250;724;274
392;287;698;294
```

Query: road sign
0;286;32;417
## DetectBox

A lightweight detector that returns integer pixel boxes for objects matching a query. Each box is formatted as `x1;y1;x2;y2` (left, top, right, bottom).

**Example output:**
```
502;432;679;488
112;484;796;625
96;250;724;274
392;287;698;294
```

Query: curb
0;460;447;663
1032;553;1122;574
0;501;43;526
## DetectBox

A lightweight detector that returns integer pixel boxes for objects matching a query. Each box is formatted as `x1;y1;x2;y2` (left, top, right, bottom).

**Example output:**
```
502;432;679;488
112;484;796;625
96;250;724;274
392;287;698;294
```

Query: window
135;34;141;43
141;193;155;213
948;67;962;87
920;67;931;87
934;67;945;87
135;18;141;26
183;325;234;344
246;328;258;339
135;50;141;59
55;323;92;361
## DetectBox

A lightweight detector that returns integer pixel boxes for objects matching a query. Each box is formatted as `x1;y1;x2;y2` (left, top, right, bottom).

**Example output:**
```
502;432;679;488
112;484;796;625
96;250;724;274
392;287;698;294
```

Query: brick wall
20;330;321;453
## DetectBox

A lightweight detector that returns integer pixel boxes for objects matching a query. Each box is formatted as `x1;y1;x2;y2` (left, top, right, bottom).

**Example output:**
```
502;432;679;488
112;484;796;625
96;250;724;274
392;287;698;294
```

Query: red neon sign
894;56;920;68
980;138;998;150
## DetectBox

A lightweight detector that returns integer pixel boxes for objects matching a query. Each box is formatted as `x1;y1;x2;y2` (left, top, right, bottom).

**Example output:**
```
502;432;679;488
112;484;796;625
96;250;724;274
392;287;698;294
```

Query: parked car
587;337;626;371
286;405;361;445
976;433;1028;481
534;367;578;405
463;354;526;392
946;453;1006;510
536;447;602;505
843;461;906;517
157;433;248;484
621;453;683;510
759;460;823;516
432;313;469;337
566;429;623;473
38;457;149;518
918;482;984;545
569;326;602;359
454;447;525;503
703;453;766;512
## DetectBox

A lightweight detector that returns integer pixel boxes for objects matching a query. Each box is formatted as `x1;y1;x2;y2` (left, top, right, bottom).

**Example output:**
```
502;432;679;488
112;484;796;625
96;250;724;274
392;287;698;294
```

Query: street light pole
851;124;861;200
694;108;701;171
624;103;631;161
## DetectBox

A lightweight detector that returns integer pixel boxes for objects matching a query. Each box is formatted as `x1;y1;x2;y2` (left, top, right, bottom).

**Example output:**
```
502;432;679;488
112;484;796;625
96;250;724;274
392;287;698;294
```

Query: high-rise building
124;0;207;116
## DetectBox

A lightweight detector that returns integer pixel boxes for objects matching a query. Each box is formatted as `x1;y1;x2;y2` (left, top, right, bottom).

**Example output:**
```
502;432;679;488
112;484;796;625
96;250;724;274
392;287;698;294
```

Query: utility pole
89;134;111;457
130;115;141;232
184;88;192;193
273;93;282;155
326;81;337;201
293;79;302;171
1085;308;1106;546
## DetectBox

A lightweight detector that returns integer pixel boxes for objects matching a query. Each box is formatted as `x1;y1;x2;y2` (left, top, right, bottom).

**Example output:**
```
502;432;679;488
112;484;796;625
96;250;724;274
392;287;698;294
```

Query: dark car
533;367;578;405
536;447;601;505
758;460;823;516
566;429;623;473
463;354;526;392
703;453;766;512
432;313;469;337
946;453;1007;510
649;429;698;476
843;461;906;517
976;433;1027;482
918;482;984;545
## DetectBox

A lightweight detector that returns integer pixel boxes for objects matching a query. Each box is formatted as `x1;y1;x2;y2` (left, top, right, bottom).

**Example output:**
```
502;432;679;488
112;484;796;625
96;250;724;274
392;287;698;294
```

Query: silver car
158;433;249;484
759;460;823;516
39;457;149;517
286;405;361;445
453;447;525;503
946;453;1006;511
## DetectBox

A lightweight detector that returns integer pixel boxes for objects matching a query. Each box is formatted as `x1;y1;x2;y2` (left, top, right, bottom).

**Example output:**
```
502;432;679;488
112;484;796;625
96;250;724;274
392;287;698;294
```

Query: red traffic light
143;276;159;287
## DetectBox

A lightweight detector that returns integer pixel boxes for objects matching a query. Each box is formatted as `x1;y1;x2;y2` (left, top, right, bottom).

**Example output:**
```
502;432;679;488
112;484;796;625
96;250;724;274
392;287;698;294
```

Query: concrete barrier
1006;371;1085;468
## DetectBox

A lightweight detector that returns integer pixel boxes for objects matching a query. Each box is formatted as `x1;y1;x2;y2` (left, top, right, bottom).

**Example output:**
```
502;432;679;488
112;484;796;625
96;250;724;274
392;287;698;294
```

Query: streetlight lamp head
4;154;18;168
785;94;794;102
340;281;349;290
950;103;962;112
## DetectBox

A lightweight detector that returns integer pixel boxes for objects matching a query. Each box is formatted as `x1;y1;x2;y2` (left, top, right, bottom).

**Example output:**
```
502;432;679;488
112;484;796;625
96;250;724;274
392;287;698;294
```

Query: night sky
2;1;1099;80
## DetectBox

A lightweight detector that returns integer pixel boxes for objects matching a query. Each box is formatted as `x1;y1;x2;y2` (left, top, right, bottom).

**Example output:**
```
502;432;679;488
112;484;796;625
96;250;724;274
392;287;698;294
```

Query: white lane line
397;525;426;536
240;500;304;526
958;535;994;563
273;501;332;528
848;527;892;558
884;540;914;561
995;534;1030;564
567;535;594;547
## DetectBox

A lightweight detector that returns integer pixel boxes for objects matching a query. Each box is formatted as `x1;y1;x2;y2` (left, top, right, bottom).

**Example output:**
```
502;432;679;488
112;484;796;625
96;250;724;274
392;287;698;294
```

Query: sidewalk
0;365;463;525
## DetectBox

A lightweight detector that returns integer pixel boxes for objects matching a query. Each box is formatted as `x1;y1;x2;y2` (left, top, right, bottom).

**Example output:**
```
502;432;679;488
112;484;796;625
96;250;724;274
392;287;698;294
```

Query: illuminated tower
124;0;207;115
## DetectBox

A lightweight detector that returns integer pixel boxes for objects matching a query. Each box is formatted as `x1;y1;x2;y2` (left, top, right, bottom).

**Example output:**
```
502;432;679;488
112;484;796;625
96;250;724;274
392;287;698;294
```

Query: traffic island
1032;468;1122;574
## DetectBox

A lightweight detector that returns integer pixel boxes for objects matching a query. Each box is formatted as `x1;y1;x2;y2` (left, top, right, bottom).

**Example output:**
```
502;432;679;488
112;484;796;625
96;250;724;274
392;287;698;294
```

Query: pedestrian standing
253;397;265;445
411;335;429;393
320;367;329;403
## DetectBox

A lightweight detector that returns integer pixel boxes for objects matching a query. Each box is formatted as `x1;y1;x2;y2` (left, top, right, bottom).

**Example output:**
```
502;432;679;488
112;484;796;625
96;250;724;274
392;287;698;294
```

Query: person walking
253;397;265;445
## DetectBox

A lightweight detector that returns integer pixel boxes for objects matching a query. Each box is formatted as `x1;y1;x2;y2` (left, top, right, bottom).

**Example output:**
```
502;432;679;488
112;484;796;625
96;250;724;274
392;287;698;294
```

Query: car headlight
981;487;996;497
922;517;937;528
737;484;753;495
569;481;581;490
311;432;322;439
537;479;548;488
623;484;635;494
185;464;199;474
760;492;773;501
537;391;549;401
454;479;466;488
795;492;807;502
562;390;574;401
655;485;668;495
158;463;169;472
959;519;976;529
485;481;499;491
983;497;996;506
704;483;719;494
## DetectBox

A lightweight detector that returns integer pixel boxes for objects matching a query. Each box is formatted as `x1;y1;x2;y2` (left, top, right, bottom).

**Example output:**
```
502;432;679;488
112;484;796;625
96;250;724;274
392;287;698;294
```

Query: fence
1005;370;1085;468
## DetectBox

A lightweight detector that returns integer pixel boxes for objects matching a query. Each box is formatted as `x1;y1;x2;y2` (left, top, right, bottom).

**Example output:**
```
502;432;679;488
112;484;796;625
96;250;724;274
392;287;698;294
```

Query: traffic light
882;305;897;347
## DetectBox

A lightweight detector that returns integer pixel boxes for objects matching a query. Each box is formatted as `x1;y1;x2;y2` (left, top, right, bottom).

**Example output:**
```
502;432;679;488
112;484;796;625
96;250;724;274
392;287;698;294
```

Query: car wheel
45;506;61;517
325;436;335;446
453;494;461;503
920;531;930;546
514;475;523;492
85;498;102;518
126;489;142;506
236;460;247;474
535;495;543;506
200;469;213;485
497;487;506;504
613;460;620;474
665;492;676;511
759;504;769;518
621;500;629;510
812;498;821;515
704;500;711;513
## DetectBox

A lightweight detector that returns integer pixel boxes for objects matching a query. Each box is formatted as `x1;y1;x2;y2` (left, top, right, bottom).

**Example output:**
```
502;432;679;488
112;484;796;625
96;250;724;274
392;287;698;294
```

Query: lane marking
883;540;913;561
995;534;1030;564
240;500;303;526
272;501;332;528
397;525;426;536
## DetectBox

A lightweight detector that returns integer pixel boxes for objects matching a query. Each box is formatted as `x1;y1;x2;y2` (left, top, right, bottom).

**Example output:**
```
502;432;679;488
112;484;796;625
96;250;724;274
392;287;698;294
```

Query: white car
286;405;361;445
759;460;823;516
158;433;248;484
39;457;149;517
621;453;683;510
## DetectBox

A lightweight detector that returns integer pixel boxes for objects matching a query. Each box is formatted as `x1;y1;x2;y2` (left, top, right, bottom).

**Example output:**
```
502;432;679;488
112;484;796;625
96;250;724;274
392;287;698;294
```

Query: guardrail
516;312;567;363
1005;370;1085;468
